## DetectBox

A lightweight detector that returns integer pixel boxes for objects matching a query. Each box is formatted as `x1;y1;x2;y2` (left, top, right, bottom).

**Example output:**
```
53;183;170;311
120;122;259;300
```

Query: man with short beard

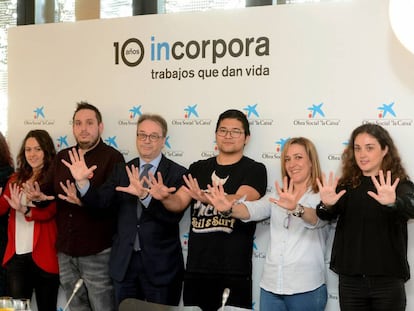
33;102;124;311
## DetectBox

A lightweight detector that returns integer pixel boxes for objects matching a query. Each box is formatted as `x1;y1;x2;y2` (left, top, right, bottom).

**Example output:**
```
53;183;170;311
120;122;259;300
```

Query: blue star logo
57;136;69;149
184;104;199;118
33;106;45;119
243;104;259;118
276;137;290;152
129;105;142;119
307;103;325;118
164;136;171;149
105;136;118;148
377;102;396;118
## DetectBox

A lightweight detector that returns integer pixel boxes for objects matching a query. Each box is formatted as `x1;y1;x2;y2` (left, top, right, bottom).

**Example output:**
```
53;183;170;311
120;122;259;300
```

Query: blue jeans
260;284;327;311
58;248;115;311
339;275;406;311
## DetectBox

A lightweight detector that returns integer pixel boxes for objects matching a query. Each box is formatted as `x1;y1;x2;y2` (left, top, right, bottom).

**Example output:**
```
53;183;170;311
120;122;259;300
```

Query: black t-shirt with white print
186;156;267;276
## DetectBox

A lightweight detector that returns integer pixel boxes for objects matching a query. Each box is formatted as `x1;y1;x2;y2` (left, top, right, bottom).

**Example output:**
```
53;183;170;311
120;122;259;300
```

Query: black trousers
6;253;59;311
339;274;406;311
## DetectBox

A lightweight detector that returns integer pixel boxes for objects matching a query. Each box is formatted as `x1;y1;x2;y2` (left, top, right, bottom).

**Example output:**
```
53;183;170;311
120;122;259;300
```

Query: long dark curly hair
16;130;56;185
339;124;408;188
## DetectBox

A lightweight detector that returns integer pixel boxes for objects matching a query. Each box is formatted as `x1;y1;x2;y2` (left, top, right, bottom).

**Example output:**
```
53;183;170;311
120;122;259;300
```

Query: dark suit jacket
82;154;188;286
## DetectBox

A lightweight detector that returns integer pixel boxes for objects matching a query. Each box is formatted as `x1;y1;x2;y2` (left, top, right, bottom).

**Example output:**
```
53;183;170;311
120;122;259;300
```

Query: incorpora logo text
151;36;270;64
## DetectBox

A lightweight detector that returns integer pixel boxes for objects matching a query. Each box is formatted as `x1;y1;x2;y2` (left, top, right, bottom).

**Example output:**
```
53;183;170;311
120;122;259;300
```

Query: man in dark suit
61;114;187;307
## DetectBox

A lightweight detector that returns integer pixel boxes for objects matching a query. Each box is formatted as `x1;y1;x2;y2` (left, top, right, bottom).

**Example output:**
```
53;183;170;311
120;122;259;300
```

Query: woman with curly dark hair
316;123;414;311
0;132;14;296
0;129;59;311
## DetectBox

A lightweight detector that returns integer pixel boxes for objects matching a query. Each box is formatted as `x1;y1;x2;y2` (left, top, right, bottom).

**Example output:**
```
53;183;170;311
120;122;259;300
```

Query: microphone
221;288;230;310
63;279;84;311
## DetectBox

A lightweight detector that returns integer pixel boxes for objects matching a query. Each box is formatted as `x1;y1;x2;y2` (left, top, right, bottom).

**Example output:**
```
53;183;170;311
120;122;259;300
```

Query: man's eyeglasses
136;133;163;142
216;128;244;138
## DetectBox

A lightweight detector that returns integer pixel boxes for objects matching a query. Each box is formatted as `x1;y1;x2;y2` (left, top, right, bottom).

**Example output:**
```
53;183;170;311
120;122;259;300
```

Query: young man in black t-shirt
150;109;267;311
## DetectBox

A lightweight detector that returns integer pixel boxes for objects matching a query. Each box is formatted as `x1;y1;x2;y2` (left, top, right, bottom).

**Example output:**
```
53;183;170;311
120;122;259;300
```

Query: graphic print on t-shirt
191;170;236;233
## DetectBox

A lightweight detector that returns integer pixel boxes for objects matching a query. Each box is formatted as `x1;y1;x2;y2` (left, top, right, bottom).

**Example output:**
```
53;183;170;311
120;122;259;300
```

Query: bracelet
218;195;247;218
139;191;149;201
24;206;31;216
219;207;233;218
291;203;305;217
316;201;331;211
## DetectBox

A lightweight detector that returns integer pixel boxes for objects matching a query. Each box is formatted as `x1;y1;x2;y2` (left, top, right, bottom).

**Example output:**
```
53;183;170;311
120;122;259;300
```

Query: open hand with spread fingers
22;180;55;202
205;182;233;212
61;147;97;187
316;172;346;206
115;164;149;199
4;183;25;213
182;174;209;203
367;170;399;206
269;176;297;212
59;179;82;205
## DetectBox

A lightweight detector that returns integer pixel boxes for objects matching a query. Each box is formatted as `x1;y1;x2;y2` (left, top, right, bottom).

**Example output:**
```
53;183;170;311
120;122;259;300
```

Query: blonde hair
280;137;322;193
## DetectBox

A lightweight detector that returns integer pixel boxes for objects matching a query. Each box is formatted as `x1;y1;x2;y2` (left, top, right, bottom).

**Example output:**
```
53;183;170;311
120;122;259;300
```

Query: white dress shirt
244;188;329;295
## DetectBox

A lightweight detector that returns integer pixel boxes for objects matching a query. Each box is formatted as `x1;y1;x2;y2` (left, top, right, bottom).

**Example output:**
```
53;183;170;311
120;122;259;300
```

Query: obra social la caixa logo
362;102;413;127
261;137;289;160
104;135;130;157
252;235;266;262
24;106;55;126
243;104;274;126
293;102;340;127
328;140;348;162
56;135;69;151
163;136;185;158
200;139;218;159
113;35;270;67
118;105;143;126
170;104;212;126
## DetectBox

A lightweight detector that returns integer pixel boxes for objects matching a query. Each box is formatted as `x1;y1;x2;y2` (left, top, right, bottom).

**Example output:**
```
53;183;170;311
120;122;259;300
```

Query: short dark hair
215;109;250;136
72;101;102;124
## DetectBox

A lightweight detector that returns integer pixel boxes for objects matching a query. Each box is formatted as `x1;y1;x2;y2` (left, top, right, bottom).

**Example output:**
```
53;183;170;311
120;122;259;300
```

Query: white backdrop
7;0;414;310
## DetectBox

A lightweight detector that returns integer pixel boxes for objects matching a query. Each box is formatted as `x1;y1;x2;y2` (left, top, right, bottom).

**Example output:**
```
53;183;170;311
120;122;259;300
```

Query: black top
0;165;13;189
42;139;125;256
317;176;414;281
0;165;13;227
186;156;267;276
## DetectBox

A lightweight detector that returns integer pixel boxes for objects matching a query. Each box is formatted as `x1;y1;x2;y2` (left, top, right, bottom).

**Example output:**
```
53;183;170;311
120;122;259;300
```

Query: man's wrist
139;191;149;200
75;179;89;189
219;195;247;218
219;206;233;218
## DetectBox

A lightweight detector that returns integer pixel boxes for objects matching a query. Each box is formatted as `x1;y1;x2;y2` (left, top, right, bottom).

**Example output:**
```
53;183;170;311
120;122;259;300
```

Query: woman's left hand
368;170;399;206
